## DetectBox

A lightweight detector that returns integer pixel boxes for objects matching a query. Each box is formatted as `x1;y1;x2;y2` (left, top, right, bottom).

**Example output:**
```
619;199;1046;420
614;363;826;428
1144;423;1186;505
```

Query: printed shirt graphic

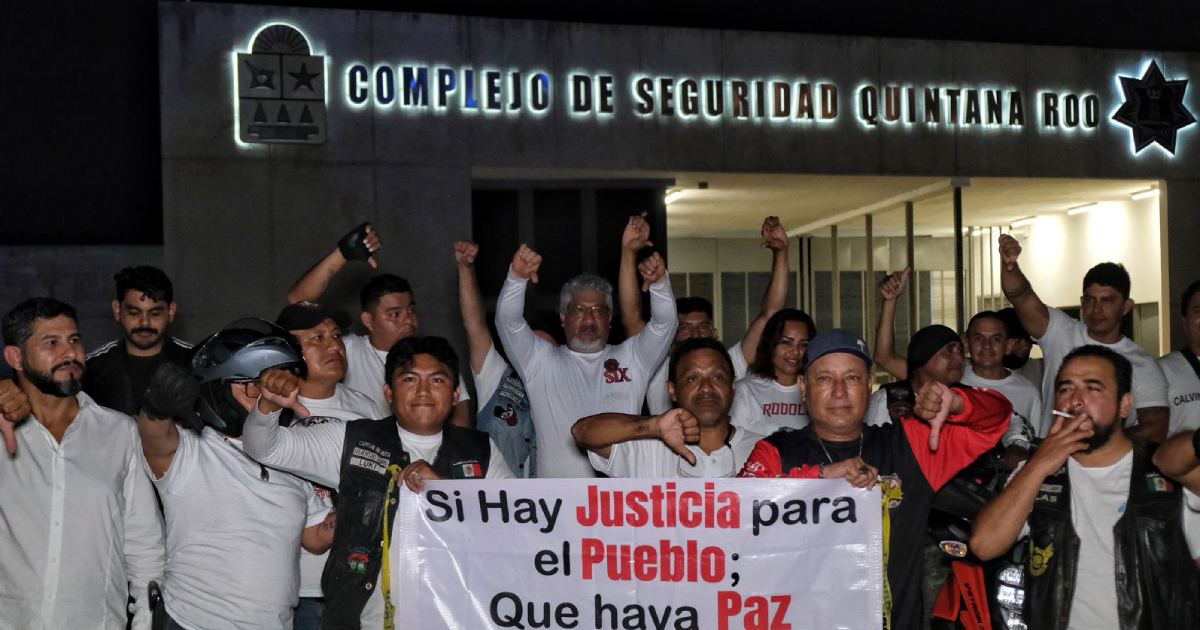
730;374;808;437
475;345;537;477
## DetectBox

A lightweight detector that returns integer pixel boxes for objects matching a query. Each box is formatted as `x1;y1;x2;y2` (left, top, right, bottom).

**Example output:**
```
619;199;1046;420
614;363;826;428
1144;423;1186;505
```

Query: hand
141;363;203;431
622;214;653;252
638;252;666;291
454;241;479;267
655;408;700;465
879;267;911;301
0;379;31;456
998;234;1022;272
1027;413;1095;478
760;216;789;252
400;460;442;493
824;457;879;490
511;244;542;283
258;368;310;418
337;222;382;269
914;382;964;451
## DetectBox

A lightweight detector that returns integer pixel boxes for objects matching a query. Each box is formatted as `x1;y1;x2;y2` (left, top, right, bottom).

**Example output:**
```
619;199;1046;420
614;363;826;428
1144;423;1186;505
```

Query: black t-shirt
83;337;193;415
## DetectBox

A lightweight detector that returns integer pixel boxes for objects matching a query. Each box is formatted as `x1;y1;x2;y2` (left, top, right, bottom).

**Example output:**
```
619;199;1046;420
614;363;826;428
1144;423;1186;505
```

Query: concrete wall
158;2;1200;348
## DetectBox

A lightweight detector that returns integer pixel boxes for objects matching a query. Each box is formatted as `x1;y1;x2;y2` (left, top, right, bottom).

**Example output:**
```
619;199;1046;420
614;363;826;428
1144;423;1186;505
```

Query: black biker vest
1024;440;1200;630
321;418;492;630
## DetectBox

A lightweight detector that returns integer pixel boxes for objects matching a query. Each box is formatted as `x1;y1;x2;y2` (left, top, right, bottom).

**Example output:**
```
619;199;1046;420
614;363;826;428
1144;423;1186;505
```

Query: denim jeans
294;597;326;630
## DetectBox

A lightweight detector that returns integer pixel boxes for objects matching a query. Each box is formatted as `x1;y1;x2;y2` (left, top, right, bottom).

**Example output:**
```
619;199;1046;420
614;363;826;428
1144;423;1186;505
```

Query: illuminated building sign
232;23;1195;155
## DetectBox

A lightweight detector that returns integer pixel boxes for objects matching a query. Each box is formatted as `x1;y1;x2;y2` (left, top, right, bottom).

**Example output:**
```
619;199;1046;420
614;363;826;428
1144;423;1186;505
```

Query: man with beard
85;266;193;415
971;345;1200;630
496;243;677;477
999;307;1045;387
287;223;471;425
0;298;165;630
275;302;385;630
738;329;1012;630
999;235;1169;440
573;338;764;478
620;215;791;415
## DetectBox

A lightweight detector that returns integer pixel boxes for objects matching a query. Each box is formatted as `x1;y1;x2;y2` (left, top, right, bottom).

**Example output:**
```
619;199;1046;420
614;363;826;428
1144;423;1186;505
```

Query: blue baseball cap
804;329;872;370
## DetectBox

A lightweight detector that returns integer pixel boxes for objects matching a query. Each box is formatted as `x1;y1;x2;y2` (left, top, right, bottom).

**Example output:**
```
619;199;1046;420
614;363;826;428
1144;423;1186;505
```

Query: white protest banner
397;478;882;630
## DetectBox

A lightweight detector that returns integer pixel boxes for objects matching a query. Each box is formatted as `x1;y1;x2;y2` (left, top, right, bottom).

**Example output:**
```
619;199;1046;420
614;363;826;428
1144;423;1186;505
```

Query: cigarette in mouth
1051;409;1075;419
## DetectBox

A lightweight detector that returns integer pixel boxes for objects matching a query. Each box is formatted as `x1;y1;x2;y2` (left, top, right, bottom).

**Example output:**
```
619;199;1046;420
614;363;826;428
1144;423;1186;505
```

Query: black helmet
191;318;304;436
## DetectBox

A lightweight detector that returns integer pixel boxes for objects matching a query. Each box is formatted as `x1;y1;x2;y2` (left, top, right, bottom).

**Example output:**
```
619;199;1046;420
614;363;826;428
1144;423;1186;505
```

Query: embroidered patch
348;546;371;575
1146;474;1174;492
452;462;483;479
879;474;903;509
603;359;632;384
1030;543;1054;577
1039;483;1062;494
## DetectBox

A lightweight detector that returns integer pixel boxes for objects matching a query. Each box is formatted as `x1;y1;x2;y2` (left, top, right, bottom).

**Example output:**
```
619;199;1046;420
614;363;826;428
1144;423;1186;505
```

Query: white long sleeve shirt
241;407;513;629
495;269;677;478
0;392;165;630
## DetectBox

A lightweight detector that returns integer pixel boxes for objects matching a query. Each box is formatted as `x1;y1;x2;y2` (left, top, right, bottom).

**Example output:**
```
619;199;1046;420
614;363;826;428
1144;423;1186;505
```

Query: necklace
815;432;863;465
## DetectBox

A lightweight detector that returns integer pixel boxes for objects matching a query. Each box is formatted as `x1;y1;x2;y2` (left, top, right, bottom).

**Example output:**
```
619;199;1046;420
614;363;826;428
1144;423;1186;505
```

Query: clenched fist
0;379;31;456
511;244;543;284
638;252;667;291
914;381;964;452
257;368;310;418
655;408;701;465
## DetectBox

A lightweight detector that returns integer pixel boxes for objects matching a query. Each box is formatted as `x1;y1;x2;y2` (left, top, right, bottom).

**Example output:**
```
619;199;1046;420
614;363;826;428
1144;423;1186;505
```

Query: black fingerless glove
337;222;373;262
142;363;203;431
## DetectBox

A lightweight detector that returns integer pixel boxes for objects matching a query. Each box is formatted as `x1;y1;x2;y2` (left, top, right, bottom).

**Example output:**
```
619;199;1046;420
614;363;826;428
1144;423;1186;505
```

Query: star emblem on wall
289;62;319;92
1112;60;1196;155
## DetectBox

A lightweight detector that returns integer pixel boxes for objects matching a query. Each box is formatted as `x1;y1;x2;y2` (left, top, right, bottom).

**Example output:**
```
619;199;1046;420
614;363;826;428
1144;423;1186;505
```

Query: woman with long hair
729;308;816;436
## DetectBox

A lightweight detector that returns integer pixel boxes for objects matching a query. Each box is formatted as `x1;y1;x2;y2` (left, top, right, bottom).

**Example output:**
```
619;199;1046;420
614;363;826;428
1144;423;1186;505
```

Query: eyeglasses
230;379;262;397
567;304;611;319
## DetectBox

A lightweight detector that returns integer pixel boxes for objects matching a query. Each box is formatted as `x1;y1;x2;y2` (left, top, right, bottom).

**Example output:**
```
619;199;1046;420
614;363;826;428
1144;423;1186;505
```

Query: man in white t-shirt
275;302;386;630
958;311;1041;466
574;338;763;478
286;222;471;426
243;336;513;629
496;244;677;478
1159;280;1200;437
971;345;1200;630
135;322;332;630
998;234;1169;440
620;215;791;415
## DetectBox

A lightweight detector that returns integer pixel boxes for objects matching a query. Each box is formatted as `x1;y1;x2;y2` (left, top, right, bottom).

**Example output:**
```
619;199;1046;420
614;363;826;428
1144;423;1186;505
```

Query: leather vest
321;418;491;630
1023;440;1200;630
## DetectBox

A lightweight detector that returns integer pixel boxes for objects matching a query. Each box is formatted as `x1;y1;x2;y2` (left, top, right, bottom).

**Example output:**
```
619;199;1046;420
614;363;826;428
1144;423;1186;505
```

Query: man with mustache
288;223;471;426
0;298;165;630
275;302;386;630
85;266;193;416
496;242;677;477
971;345;1200;630
573;338;764;478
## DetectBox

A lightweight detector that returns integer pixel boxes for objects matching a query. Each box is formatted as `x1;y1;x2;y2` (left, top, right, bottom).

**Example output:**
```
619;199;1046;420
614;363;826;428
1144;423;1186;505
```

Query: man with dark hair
287;223;471;426
739;328;1012;630
573;337;763;478
971;345;1200;630
998;306;1044;386
1159;279;1200;436
621;215;790;415
0;298;164;630
866;323;966;427
85;265;192;415
243;336;513;630
999;235;1169;440
498;239;676;478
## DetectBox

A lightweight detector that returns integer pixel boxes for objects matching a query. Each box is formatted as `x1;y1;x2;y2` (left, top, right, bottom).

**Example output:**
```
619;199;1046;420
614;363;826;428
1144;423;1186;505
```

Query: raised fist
760;216;789;252
258;368;310;418
511;244;543;284
454;241;479;267
998;235;1022;272
638;252;667;291
338;222;382;268
622;214;654;252
142;363;203;431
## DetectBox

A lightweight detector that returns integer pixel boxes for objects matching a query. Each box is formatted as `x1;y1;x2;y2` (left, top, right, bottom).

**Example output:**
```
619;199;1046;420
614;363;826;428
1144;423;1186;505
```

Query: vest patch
452;461;483;479
1030;542;1054;576
1146;473;1175;493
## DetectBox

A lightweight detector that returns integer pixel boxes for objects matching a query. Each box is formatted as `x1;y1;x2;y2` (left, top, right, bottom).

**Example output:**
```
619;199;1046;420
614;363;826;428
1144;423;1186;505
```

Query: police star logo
1112;60;1196;155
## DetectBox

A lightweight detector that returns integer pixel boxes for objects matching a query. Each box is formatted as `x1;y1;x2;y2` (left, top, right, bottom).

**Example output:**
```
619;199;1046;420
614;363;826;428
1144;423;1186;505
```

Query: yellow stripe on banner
381;464;403;630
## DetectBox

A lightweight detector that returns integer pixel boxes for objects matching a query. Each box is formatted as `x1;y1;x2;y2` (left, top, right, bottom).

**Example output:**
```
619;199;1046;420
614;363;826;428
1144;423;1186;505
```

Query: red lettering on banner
576;483;741;529
580;538;726;583
718;592;793;630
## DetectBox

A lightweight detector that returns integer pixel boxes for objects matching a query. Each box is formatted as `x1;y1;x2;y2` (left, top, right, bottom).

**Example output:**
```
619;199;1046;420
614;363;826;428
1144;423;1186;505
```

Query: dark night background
5;0;1199;246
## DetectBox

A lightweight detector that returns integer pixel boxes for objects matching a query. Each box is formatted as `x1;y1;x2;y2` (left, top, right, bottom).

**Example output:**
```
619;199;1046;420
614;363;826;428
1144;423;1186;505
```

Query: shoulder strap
1181;348;1200;382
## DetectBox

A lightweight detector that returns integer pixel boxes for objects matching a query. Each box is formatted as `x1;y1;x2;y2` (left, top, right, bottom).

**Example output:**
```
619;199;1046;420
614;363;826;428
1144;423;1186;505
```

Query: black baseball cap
804;329;872;370
275;301;351;332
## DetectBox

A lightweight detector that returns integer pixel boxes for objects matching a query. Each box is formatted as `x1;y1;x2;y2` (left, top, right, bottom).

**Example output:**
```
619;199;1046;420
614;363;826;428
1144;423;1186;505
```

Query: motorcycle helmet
191;318;305;436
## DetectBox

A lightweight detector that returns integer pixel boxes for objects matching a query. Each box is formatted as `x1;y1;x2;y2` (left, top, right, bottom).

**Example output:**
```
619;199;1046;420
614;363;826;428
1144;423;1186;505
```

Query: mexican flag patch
452;462;483;479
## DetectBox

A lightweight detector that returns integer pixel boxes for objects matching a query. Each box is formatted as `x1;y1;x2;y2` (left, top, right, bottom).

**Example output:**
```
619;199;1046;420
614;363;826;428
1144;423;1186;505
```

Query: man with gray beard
496;241;677;477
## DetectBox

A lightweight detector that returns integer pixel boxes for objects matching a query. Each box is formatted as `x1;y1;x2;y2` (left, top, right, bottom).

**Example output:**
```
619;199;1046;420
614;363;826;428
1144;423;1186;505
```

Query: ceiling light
971;229;984;236
1010;217;1038;228
1130;188;1160;200
1066;203;1099;216
664;190;683;205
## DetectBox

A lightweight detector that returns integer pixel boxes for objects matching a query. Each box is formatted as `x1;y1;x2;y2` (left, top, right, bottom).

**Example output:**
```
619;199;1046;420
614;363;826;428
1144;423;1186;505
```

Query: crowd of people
1;216;1198;630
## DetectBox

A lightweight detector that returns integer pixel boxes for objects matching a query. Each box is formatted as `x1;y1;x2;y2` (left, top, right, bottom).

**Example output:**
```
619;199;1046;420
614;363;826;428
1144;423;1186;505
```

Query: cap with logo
804;329;872;370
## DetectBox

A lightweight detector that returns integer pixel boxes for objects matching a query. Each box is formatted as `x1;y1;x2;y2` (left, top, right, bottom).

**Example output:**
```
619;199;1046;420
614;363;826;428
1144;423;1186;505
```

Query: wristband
337;222;373;262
